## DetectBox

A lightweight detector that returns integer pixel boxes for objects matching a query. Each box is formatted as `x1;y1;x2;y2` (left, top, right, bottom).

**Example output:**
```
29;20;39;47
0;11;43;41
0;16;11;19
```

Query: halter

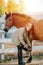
11;14;15;26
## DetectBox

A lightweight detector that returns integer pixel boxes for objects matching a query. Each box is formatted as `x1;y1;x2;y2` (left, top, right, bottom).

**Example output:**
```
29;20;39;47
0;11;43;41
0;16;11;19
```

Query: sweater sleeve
18;28;26;46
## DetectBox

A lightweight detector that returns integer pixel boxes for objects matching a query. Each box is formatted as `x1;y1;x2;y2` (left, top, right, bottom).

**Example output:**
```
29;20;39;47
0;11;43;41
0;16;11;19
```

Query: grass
33;55;43;59
0;55;43;63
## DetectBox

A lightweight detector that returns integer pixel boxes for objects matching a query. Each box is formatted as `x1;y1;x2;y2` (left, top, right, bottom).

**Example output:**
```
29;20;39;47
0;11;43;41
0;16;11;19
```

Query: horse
4;12;36;32
4;12;43;41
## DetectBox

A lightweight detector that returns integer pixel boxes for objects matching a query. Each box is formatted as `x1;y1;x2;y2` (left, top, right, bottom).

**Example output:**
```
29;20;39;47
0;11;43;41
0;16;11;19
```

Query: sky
5;0;43;13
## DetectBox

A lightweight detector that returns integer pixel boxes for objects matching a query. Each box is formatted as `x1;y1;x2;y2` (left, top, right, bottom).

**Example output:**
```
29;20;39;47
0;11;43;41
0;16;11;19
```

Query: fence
0;39;43;60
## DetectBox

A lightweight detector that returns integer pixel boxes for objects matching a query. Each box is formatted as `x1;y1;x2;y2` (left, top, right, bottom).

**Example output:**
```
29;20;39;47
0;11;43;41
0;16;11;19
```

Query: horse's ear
9;12;12;16
5;12;7;15
9;12;11;15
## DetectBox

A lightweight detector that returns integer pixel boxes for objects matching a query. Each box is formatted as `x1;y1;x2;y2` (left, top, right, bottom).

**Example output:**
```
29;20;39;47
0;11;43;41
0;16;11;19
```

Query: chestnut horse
4;12;43;41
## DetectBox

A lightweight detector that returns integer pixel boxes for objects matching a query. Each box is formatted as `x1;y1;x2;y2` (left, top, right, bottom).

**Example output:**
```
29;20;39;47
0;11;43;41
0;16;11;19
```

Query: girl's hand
24;44;28;49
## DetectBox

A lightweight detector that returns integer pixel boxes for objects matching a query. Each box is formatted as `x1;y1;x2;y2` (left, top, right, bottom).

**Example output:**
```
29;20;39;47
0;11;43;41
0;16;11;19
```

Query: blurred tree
0;0;5;16
13;1;19;12
19;0;25;13
7;0;19;12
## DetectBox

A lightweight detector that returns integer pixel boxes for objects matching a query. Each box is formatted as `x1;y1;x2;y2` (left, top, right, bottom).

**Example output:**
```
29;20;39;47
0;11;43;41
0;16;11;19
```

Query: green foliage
7;0;19;12
0;5;4;17
0;0;5;17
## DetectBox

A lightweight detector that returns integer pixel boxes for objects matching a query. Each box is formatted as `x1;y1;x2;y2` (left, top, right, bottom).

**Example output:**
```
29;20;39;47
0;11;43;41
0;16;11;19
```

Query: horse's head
4;12;14;32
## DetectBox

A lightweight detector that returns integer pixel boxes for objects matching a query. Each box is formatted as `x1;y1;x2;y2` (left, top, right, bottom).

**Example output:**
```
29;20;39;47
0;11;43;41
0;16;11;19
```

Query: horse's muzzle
3;28;8;32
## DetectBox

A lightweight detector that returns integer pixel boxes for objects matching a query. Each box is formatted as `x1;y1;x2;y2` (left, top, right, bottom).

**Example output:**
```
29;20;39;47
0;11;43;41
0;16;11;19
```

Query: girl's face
25;23;32;32
25;23;34;42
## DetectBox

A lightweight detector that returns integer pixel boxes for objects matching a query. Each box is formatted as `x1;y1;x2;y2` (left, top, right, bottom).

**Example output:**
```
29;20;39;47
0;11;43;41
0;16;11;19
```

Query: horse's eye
9;19;11;21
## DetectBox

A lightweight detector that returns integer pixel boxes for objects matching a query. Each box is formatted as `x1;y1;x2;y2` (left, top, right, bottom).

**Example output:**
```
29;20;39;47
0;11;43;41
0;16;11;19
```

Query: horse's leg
17;44;25;65
23;45;32;63
26;51;32;63
25;45;32;63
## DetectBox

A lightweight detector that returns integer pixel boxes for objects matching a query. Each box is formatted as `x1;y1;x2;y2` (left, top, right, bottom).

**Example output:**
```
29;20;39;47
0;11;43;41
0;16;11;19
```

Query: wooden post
1;43;4;60
0;38;12;60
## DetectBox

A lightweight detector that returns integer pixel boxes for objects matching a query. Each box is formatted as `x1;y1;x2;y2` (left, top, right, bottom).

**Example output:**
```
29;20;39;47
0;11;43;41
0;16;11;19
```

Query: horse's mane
5;12;32;19
12;13;31;18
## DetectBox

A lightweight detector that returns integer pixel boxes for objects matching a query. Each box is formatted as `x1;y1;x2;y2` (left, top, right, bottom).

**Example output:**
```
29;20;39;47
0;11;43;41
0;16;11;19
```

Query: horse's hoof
26;58;32;63
26;60;32;63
